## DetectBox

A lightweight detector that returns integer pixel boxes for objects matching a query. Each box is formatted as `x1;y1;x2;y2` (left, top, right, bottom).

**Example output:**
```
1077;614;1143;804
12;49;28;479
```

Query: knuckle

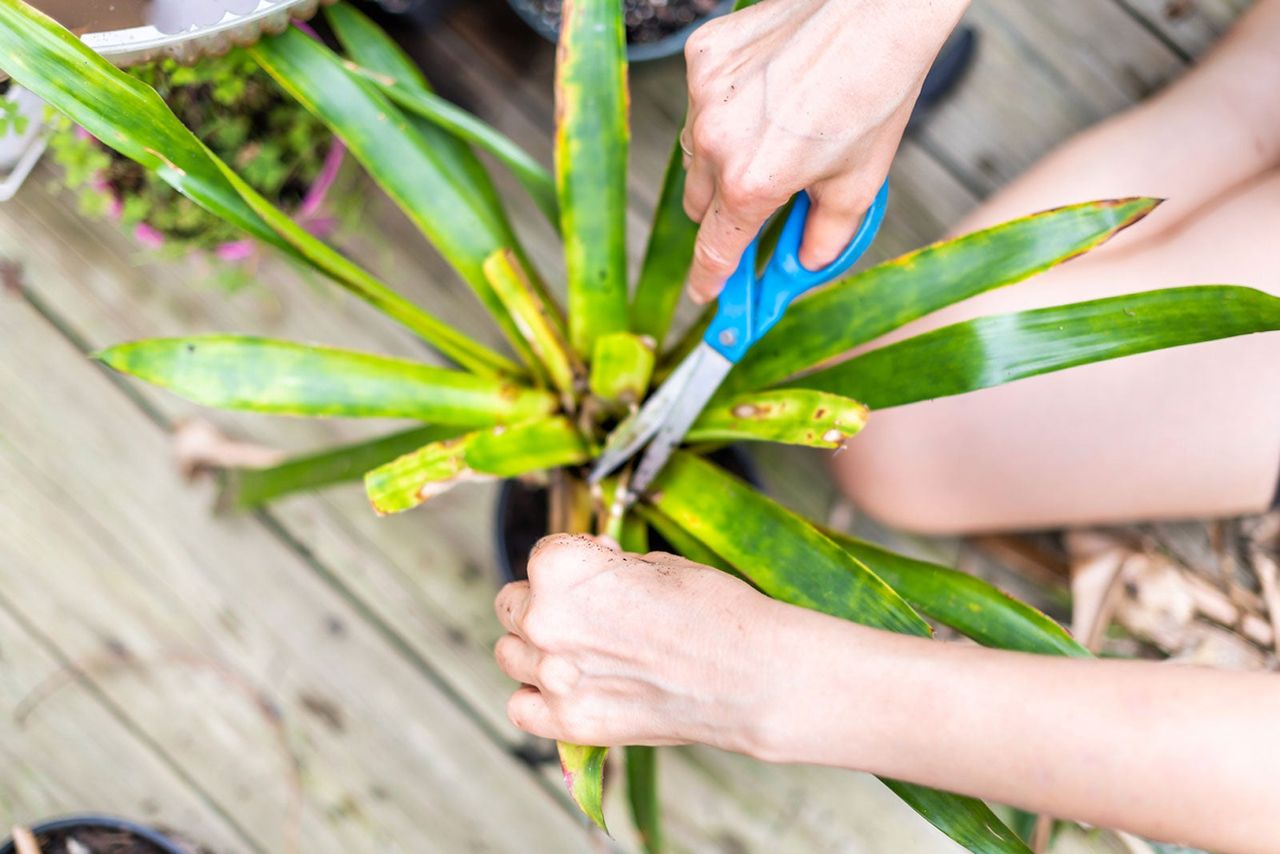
690;120;726;158
493;634;520;670
527;533;585;581
693;239;735;274
521;607;554;648
683;23;718;67
536;655;580;695
722;170;776;210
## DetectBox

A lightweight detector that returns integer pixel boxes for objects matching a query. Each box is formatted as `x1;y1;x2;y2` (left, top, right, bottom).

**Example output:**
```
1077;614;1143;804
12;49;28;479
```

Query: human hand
681;0;968;302
493;533;791;755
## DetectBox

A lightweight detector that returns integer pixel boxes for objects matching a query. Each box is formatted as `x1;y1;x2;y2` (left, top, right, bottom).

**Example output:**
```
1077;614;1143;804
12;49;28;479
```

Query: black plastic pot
494;446;758;585
506;0;735;62
1;815;197;854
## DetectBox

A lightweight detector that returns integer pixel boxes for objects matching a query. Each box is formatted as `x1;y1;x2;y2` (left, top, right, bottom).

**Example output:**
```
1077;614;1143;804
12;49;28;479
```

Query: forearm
756;602;1280;852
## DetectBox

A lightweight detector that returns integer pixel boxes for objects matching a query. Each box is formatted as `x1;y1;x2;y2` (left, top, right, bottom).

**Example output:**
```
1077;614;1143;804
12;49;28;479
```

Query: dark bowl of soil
494;446;758;584
506;0;734;62
1;814;204;854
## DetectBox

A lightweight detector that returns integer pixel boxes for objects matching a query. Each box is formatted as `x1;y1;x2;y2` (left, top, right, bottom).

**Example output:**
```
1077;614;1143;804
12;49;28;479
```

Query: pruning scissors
589;180;890;507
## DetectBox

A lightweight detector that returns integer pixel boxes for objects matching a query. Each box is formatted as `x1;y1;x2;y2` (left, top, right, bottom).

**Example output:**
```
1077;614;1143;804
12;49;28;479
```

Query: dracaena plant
3;1;1278;851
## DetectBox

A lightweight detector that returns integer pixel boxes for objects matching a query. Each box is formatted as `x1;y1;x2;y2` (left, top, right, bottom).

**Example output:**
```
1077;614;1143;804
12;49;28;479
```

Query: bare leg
834;4;1280;534
837;172;1280;533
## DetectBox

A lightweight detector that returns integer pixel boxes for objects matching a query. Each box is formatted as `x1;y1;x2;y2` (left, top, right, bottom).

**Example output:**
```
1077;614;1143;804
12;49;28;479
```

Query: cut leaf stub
365;418;593;515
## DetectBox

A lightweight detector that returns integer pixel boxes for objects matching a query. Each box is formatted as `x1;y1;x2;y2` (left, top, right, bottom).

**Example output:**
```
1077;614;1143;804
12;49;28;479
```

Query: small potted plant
2;815;206;854
4;1;1280;852
47;44;348;291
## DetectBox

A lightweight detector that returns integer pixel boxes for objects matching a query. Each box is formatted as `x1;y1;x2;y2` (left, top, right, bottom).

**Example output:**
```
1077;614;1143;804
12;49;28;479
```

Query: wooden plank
0;293;593;853
1114;0;1254;58
918;0;1188;195
0;604;251;853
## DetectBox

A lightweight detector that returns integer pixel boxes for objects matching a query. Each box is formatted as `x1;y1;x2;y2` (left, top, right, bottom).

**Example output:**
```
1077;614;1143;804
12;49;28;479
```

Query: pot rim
1;813;192;854
505;0;736;62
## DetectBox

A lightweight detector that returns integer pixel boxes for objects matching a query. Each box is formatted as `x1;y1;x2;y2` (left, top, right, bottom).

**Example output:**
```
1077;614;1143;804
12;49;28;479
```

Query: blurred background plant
46;49;348;291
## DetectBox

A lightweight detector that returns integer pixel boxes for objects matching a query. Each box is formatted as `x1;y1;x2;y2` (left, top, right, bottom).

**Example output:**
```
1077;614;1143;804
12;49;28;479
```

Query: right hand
681;0;969;303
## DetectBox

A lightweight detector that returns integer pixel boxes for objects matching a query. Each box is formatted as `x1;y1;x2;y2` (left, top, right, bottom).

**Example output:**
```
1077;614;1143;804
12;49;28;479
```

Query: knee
832;416;975;536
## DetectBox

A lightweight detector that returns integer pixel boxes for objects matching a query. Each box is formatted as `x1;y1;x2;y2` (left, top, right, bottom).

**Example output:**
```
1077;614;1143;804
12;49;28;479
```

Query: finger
682;153;715;222
506;685;558;739
494;580;531;637
799;177;879;270
686;191;769;304
527;532;612;587
494;633;540;684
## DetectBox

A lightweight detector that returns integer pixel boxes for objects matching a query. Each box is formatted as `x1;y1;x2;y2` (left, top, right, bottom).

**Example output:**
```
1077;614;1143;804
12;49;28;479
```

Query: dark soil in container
495;447;758;584
23;826;168;854
517;0;723;45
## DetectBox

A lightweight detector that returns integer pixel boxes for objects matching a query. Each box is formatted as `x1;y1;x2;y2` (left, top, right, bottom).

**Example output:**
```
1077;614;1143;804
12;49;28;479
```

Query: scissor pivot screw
718;329;737;347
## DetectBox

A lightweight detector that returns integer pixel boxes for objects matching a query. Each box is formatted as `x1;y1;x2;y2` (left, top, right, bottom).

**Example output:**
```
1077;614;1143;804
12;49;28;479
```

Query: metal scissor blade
629;344;734;498
587;349;706;485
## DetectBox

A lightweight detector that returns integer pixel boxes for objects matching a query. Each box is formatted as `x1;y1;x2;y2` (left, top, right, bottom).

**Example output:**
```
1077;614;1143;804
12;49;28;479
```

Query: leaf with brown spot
686;389;867;447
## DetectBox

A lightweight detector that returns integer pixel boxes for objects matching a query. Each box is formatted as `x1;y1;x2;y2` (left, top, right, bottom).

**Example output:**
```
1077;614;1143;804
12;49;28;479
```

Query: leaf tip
558;741;609;834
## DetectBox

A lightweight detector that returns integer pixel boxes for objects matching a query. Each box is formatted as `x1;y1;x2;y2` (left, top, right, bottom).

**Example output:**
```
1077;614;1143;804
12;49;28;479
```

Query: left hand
493;533;788;754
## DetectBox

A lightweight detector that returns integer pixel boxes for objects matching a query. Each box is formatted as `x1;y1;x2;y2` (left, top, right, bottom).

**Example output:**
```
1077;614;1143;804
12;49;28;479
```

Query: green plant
2;0;1278;850
0;79;28;137
45;47;341;289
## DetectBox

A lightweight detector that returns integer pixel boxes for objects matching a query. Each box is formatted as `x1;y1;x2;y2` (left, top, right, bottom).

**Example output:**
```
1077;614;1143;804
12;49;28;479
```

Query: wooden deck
0;1;1253;851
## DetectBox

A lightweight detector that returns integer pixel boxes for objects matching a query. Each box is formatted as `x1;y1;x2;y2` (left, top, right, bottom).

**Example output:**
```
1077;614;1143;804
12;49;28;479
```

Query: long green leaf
828;532;1089;658
96;336;555;424
885;781;1031;854
648;456;1028;852
219;425;464;510
686;389;867;448
650;453;928;636
0;0;508;376
556;0;629;356
485;249;581;401
794;286;1280;409
727;198;1161;392
615;518;663;853
625;745;661;853
324;3;567;339
341;62;559;230
631;141;697;346
249;28;542;372
365;418;590;514
324;2;515;233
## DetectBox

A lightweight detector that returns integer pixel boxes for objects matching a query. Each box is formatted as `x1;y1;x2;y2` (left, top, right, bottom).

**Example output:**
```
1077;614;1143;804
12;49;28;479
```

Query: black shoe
907;25;978;133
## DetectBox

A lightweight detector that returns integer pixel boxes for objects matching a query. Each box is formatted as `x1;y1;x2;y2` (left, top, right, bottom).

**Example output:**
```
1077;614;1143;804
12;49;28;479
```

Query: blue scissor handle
704;180;889;363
